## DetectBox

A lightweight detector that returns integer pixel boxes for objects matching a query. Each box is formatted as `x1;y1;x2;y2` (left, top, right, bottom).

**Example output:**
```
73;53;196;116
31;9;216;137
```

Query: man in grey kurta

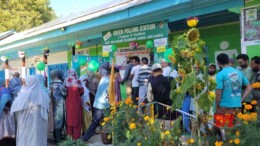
237;54;256;103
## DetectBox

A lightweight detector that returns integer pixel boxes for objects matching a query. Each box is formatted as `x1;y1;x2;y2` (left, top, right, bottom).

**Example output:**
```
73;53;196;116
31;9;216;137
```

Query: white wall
2;51;68;75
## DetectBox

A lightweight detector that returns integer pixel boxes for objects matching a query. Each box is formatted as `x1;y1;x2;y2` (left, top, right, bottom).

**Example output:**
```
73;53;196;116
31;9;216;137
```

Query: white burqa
11;75;50;146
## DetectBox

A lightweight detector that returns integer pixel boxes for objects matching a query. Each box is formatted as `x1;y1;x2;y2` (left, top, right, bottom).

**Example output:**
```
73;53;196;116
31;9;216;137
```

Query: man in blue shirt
81;67;112;142
215;53;252;114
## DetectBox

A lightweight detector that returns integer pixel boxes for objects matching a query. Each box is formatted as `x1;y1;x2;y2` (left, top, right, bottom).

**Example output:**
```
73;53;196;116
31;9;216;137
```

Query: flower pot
101;132;112;144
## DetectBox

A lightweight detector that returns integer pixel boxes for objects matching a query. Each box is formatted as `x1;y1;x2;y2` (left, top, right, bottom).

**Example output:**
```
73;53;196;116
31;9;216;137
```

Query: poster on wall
241;5;260;42
115;45;150;77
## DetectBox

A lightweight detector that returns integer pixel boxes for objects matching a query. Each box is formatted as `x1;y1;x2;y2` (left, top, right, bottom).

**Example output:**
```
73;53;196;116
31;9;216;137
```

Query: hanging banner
102;21;168;45
241;5;260;42
76;48;90;56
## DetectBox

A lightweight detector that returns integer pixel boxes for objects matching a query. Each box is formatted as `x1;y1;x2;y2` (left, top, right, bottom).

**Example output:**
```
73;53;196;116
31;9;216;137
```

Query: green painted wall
170;23;241;65
245;0;260;7
247;45;260;59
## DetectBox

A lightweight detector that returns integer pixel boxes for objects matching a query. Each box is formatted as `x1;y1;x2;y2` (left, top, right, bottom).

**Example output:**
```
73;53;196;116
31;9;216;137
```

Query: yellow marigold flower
243;102;247;105
215;141;223;146
107;134;111;139
175;87;181;93
137;142;141;146
236;131;240;136
103;117;110;122
234;138;240;144
164;130;170;135
189;138;195;144
129;123;136;130
208;91;216;98
245;104;253;110
237;112;243;119
229;140;233;143
251;100;257;105
166;106;171;111
101;122;106;126
149;119;154;125
144;116;149;121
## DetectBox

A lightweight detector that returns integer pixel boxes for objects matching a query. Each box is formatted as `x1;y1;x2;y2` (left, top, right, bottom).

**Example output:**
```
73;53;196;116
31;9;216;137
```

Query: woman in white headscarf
11;75;50;146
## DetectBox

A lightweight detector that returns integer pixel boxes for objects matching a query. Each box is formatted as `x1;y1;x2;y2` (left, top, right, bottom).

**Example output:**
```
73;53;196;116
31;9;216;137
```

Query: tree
0;0;56;32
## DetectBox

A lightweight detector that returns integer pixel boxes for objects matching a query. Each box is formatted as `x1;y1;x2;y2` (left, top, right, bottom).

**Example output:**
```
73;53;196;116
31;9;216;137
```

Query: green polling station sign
102;21;168;45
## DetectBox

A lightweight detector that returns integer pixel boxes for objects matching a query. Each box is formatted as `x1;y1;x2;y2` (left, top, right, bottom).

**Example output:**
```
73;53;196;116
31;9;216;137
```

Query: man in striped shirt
138;57;152;104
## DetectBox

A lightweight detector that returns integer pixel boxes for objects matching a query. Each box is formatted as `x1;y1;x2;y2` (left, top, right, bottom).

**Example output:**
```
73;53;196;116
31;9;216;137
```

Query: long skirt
15;106;48;146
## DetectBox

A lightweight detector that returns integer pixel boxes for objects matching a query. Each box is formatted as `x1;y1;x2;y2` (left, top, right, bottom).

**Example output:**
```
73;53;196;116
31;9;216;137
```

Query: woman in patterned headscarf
50;70;67;144
64;69;84;140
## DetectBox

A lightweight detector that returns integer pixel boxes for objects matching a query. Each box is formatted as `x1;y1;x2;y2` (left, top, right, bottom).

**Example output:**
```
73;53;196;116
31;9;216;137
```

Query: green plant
58;136;86;146
102;98;183;146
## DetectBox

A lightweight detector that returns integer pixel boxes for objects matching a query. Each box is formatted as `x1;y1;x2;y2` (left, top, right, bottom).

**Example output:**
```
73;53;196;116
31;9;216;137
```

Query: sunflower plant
170;27;216;114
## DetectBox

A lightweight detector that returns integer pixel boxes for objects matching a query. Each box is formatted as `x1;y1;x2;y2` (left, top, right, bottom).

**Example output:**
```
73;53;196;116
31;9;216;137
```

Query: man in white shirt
129;56;141;104
161;59;178;78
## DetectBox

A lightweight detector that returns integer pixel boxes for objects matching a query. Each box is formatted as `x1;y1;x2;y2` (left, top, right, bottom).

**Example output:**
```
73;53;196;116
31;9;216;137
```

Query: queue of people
0;54;259;145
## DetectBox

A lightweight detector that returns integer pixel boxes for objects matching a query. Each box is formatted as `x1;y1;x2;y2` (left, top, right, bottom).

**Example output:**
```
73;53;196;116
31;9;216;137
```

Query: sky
50;0;113;18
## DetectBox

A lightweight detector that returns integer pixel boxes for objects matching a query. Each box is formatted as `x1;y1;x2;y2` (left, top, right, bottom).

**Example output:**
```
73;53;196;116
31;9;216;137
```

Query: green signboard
102;21;168;45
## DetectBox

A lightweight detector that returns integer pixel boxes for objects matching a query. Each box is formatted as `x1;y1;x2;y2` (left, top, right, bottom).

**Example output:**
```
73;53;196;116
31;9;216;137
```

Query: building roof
0;0;151;46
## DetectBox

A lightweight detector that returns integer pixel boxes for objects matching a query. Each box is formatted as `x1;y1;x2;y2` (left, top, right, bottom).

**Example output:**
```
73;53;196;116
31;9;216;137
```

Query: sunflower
187;28;200;43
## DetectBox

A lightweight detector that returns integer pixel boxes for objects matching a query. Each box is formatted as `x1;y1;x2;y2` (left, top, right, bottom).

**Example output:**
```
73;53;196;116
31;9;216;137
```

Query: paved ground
47;133;113;146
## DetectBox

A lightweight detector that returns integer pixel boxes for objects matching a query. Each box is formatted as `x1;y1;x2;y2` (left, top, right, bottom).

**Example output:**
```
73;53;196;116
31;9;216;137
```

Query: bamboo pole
4;59;9;88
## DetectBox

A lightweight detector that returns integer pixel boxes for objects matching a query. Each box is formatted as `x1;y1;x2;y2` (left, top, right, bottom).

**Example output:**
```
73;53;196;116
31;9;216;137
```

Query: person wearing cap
208;63;217;79
161;59;178;79
236;54;256;104
147;63;175;119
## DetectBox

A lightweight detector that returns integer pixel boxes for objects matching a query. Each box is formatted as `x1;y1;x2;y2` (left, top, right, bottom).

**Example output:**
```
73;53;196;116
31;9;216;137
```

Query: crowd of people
0;53;259;145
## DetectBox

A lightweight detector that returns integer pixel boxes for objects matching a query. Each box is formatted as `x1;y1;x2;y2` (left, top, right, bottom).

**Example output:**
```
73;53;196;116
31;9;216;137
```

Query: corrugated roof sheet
0;0;151;46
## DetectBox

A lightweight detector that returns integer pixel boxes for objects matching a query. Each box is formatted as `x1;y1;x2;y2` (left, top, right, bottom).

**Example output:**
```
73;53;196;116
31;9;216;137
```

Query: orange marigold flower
215;141;223;146
245;104;253;110
251;100;257;105
234;138;240;144
103;117;110;122
125;97;133;105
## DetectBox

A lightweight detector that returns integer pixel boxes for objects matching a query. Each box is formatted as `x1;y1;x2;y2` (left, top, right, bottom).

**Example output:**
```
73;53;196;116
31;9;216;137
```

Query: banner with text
102;21;168;45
